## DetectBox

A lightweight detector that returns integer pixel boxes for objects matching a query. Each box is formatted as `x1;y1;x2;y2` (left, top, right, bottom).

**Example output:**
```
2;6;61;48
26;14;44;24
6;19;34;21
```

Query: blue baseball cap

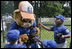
7;30;20;42
43;39;57;48
55;15;64;22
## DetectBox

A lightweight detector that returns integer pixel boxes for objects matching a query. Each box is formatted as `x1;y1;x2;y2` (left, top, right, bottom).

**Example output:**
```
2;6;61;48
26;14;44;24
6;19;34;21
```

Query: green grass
1;33;5;48
39;26;71;48
1;31;8;48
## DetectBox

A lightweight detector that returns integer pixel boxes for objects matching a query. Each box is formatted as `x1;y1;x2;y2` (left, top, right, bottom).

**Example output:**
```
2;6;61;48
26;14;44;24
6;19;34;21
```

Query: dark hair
60;19;63;24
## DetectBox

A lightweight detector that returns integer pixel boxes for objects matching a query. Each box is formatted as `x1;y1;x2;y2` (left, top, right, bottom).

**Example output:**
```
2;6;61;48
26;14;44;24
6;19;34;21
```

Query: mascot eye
22;18;32;23
22;18;27;22
29;21;31;23
22;18;25;22
22;19;27;22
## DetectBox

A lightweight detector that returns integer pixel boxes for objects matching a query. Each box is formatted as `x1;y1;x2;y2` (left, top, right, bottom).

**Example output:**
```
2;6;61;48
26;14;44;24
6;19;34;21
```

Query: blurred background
1;1;71;48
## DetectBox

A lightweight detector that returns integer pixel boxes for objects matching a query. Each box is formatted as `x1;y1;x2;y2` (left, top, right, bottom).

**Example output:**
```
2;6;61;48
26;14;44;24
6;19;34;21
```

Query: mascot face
22;18;33;28
14;9;34;28
14;1;35;28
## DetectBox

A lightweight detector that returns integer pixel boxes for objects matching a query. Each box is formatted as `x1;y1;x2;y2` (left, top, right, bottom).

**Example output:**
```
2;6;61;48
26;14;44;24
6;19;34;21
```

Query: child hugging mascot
6;1;43;48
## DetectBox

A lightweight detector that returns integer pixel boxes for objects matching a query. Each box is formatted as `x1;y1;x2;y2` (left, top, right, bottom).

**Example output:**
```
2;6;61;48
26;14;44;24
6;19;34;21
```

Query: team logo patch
27;7;32;13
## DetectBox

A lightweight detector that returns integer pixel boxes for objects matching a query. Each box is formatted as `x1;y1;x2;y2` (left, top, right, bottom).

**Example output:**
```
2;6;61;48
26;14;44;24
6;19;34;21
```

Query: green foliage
1;1;14;15
14;1;21;10
1;1;71;17
1;32;5;48
63;7;71;17
30;1;71;17
39;1;64;17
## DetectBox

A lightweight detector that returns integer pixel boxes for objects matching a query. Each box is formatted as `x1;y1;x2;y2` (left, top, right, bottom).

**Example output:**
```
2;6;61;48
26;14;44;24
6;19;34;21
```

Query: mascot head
14;1;36;28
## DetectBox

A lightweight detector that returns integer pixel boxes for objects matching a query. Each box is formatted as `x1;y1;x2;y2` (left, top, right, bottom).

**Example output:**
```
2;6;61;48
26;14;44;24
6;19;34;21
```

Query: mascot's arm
8;20;20;31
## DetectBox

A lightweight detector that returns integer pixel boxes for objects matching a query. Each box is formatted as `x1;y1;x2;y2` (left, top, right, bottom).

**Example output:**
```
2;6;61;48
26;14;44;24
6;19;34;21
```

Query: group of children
4;1;71;48
4;30;26;48
4;15;71;48
4;29;57;48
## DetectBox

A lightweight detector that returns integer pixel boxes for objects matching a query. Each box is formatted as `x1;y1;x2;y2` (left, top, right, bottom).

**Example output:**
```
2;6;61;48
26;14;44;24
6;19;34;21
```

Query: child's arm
39;23;51;31
64;34;71;38
18;37;23;45
60;34;71;39
60;28;71;39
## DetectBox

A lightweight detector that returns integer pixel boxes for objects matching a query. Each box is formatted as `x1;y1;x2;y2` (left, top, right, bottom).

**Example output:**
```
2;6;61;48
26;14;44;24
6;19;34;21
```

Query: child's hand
60;35;65;39
18;37;23;45
38;23;43;26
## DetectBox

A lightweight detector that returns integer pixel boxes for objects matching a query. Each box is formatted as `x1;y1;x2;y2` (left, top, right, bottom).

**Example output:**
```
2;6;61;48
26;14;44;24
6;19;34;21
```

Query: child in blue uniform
43;39;57;48
28;28;43;48
39;15;71;48
4;30;26;48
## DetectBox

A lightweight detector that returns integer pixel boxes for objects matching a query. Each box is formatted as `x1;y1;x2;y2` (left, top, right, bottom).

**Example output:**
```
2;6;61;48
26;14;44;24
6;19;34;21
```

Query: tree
39;1;64;17
14;1;21;10
62;1;71;17
1;1;14;16
63;7;71;17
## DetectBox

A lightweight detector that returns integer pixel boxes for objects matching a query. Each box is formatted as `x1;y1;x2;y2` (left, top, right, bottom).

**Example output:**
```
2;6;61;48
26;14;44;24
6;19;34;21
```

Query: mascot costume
6;1;43;48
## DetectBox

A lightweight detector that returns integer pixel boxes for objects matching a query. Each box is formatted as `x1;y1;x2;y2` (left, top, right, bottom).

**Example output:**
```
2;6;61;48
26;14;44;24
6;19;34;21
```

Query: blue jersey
4;44;23;48
8;20;36;35
18;27;31;34
50;25;70;44
43;39;57;48
20;43;27;48
30;42;38;48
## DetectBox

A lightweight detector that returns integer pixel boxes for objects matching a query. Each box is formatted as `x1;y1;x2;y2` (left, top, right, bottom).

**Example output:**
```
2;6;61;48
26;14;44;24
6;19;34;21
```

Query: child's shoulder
61;25;67;28
15;44;22;47
13;44;22;48
4;44;10;48
4;44;21;48
61;25;68;30
15;44;27;48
